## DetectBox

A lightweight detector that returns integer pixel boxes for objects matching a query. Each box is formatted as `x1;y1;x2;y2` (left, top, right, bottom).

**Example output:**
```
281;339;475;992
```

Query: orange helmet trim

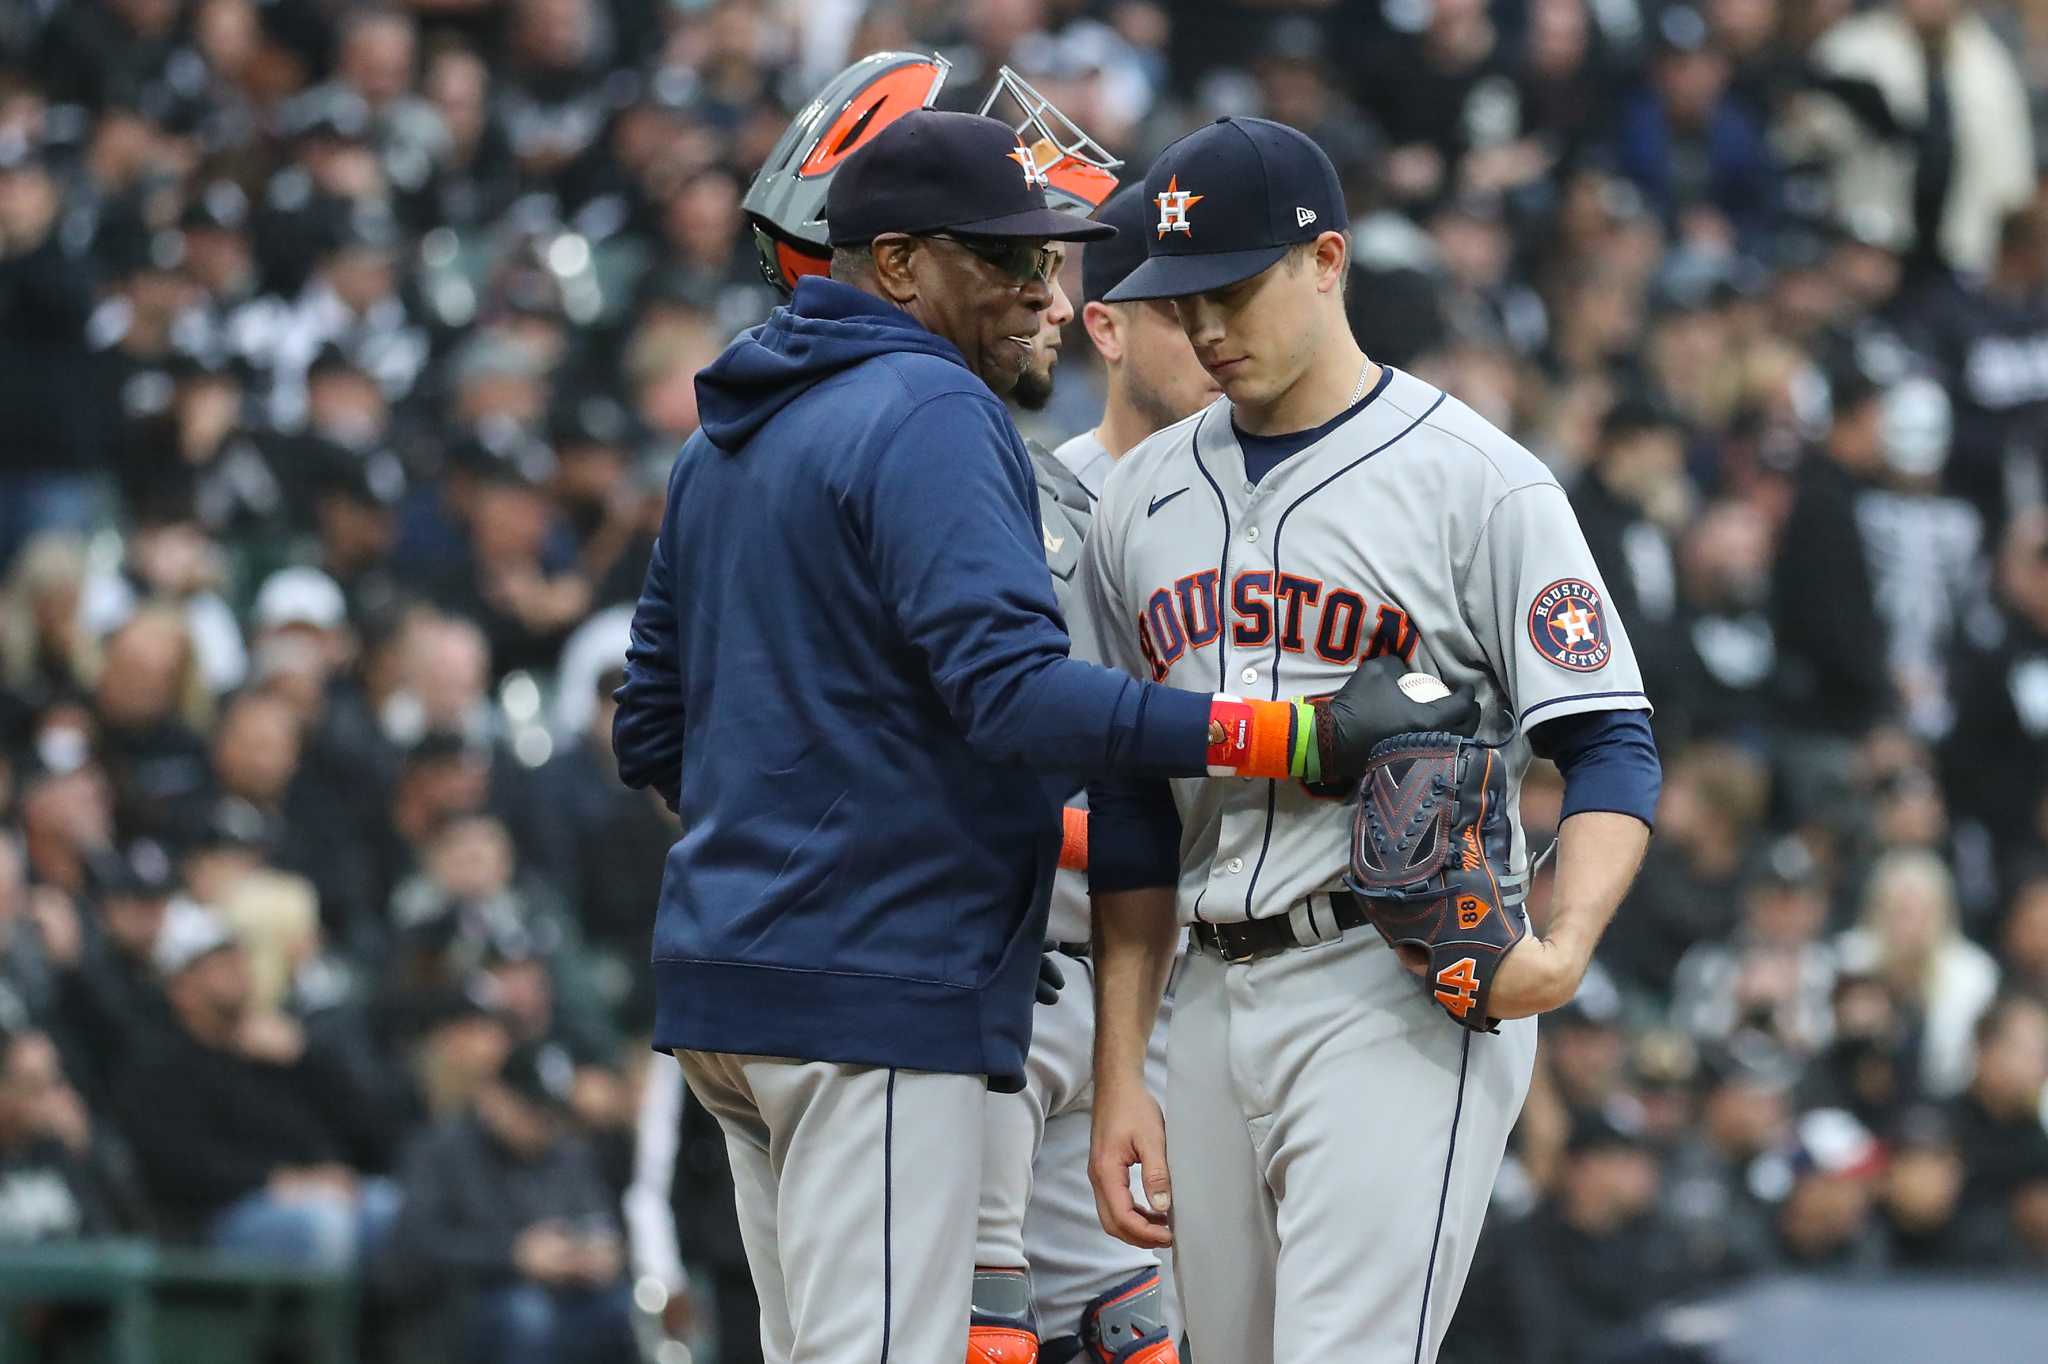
798;61;947;178
775;235;831;287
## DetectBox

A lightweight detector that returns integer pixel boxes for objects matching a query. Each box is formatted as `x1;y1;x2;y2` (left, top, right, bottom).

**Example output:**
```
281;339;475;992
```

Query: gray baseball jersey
1032;438;1099;947
1033;439;1094;622
1068;366;1649;928
1052;428;1114;500
1065;366;1646;1361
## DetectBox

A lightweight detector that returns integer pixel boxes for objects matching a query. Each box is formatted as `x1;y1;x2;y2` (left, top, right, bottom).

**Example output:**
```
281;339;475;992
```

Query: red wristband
1207;696;1252;771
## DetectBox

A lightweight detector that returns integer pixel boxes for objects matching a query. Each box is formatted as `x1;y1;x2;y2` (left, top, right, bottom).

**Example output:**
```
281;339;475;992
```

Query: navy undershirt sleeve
1528;708;1661;828
1086;775;1183;893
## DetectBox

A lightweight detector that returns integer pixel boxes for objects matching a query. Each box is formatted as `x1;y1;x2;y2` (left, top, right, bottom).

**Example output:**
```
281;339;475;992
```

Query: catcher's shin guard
1079;1268;1178;1363
969;1267;1040;1363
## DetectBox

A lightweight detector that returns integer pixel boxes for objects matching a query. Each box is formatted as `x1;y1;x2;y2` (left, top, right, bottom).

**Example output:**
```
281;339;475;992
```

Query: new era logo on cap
1297;206;1317;227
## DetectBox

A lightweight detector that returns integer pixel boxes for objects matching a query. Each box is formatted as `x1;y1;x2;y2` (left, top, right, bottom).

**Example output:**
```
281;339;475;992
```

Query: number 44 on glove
1343;687;1525;1033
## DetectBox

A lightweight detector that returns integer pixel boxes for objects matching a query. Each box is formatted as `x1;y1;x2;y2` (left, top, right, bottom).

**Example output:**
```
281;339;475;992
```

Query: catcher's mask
743;55;1122;296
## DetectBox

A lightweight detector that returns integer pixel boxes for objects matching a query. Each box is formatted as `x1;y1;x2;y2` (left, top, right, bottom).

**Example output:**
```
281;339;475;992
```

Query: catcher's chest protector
1345;733;1525;1031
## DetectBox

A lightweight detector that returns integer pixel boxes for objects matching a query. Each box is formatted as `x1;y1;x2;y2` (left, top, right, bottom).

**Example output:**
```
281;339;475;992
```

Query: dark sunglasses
925;234;1061;286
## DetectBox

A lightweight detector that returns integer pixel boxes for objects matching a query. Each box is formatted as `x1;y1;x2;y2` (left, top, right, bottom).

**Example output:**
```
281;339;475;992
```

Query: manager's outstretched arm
859;393;1476;786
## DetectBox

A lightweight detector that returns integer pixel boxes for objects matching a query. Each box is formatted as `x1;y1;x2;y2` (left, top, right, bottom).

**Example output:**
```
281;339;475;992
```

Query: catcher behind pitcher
742;51;1122;295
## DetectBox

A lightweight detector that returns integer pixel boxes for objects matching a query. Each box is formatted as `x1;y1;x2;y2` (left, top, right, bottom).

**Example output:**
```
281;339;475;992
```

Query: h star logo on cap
1155;175;1203;237
1008;144;1050;191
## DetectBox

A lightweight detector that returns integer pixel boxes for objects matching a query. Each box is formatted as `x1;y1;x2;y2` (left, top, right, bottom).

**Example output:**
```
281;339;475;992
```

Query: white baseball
1398;672;1451;704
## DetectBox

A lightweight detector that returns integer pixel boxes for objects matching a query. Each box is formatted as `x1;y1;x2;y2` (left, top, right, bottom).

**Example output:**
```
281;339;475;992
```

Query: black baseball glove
1308;656;1479;791
1344;732;1524;1031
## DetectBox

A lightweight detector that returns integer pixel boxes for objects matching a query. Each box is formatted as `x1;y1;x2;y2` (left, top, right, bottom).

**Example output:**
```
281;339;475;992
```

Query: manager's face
873;232;1060;396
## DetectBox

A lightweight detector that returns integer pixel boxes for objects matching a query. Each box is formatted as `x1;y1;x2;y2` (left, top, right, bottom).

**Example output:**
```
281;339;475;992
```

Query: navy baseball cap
825;110;1116;247
1106;117;1348;302
1082;185;1154;304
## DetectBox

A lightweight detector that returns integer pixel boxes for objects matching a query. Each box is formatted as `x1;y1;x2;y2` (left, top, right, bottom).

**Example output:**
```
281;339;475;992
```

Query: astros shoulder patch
1528;578;1610;672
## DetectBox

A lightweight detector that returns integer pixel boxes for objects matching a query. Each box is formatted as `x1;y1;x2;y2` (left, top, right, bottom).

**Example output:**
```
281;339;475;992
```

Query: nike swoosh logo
1148;487;1190;516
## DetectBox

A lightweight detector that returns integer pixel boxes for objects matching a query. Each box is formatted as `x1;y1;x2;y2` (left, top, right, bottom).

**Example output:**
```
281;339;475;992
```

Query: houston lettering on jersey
1135;570;1419;680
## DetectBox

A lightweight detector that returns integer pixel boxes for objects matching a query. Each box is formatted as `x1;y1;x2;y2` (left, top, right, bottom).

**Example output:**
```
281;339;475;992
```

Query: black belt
1190;891;1372;964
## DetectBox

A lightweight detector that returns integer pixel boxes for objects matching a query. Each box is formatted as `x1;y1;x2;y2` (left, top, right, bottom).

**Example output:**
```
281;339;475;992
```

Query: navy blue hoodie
614;277;1210;1088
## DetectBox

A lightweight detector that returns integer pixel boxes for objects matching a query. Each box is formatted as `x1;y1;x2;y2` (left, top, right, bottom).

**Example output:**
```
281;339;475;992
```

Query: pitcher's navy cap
1081;185;1154;304
1106;117;1347;302
826;110;1117;246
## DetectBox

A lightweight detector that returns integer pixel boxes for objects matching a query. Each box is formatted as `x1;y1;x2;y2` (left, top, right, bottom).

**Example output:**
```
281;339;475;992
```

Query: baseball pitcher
1072;117;1663;1363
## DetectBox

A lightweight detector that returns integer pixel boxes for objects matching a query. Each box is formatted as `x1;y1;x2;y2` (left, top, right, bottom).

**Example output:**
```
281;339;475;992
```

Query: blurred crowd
0;0;2046;1360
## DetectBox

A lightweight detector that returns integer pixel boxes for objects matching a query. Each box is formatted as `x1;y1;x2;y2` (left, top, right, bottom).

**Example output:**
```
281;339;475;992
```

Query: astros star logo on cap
1008;143;1050;191
1155;175;1203;238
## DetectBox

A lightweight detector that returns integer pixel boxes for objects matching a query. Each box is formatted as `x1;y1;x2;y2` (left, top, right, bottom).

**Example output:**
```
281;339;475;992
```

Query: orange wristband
1058;806;1089;871
1206;695;1300;779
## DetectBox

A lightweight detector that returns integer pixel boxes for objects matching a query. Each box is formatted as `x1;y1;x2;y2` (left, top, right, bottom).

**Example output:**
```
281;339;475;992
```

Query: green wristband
1290;699;1319;782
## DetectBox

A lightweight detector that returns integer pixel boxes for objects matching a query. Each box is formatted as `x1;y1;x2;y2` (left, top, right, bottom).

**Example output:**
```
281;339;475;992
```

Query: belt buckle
1214;922;1257;965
